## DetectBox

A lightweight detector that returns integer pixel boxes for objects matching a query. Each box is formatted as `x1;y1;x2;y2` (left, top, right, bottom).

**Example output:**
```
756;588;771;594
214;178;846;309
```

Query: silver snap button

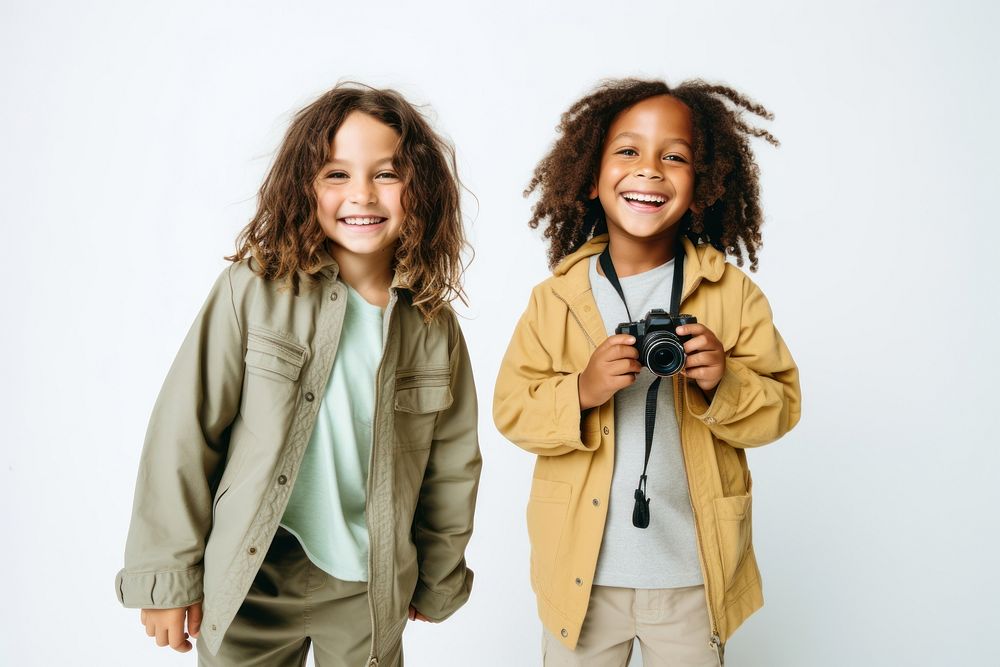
330;292;339;301
592;498;600;507
575;577;582;586
305;392;315;402
278;475;287;485
248;546;257;555
560;628;568;638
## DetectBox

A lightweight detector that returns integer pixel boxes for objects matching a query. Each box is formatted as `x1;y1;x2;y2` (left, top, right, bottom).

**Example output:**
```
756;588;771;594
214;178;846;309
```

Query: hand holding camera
578;334;642;410
613;309;725;394
579;310;726;412
676;321;726;396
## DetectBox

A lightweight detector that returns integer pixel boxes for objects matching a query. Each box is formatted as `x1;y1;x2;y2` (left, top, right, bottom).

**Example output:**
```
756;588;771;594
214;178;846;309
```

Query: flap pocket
714;493;750;521
246;327;307;381
395;384;453;414
713;493;753;589
394;366;453;413
526;477;571;598
529;477;571;502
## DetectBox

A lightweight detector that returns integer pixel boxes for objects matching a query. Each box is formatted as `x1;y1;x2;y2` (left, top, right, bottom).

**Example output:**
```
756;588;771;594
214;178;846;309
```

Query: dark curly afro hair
526;78;778;270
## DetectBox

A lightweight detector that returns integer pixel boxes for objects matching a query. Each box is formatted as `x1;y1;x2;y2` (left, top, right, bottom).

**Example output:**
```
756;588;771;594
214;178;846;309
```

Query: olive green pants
198;527;399;667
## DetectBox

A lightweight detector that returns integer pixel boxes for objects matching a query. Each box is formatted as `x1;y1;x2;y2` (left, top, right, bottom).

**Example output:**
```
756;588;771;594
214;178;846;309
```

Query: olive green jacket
115;256;481;661
494;235;800;651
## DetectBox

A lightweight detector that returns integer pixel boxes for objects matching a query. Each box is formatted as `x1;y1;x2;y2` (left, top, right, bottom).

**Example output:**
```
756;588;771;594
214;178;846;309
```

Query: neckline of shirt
344;284;385;319
591;255;675;285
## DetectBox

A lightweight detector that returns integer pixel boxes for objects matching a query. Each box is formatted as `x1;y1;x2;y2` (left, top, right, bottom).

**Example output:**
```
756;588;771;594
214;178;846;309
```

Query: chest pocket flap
394;365;453;414
245;327;307;381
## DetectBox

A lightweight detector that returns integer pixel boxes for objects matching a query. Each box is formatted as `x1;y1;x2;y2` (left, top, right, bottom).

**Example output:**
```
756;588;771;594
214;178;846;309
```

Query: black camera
615;309;698;377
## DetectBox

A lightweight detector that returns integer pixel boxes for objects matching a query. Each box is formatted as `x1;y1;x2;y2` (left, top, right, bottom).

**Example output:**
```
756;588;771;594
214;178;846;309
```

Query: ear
588;182;598;200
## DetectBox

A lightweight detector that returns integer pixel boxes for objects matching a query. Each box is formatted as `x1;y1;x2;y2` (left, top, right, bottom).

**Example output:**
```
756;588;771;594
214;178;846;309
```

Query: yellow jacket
493;234;800;650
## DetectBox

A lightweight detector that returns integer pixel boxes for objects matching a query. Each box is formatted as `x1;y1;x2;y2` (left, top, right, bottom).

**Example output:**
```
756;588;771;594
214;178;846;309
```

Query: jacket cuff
115;565;203;609
685;363;742;426
410;567;474;622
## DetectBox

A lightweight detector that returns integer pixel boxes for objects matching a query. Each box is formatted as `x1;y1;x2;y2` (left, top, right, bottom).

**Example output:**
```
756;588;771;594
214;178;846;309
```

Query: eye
615;148;638;157
663;154;689;163
375;171;400;182
325;170;348;180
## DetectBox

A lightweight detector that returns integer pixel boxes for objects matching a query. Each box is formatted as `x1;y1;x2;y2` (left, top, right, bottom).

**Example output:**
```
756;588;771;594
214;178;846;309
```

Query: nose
634;155;663;180
348;180;377;205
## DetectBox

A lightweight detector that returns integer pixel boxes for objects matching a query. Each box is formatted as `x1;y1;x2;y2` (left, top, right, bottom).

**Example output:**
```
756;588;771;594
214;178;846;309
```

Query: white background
2;1;998;665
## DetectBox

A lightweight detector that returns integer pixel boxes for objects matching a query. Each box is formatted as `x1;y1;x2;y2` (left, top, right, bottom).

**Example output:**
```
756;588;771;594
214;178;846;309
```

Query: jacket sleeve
115;265;245;609
493;286;596;457
685;276;801;447
409;313;482;621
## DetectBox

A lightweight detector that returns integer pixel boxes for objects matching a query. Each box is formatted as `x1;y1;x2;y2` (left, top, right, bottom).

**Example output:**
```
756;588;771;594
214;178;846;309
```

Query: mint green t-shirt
280;284;383;582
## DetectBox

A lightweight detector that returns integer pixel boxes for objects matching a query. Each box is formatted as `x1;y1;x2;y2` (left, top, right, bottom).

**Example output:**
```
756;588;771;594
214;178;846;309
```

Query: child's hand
408;604;434;622
678;323;726;395
579;334;641;410
140;602;202;652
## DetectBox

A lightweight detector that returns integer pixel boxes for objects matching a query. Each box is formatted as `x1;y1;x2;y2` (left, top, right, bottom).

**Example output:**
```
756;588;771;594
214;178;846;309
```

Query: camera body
615;309;698;377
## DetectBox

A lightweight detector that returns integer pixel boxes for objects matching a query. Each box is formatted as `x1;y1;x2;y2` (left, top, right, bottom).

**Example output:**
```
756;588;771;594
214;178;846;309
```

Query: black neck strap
598;238;686;529
598;242;685;322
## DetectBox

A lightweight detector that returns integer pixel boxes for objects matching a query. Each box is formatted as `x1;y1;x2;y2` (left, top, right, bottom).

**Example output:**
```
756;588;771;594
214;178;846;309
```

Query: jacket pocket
245;327;307;381
713;493;752;590
394;365;453;451
526;477;571;601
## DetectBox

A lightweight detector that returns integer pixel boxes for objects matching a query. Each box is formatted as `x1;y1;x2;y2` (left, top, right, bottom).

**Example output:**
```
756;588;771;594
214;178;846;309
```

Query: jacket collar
315;248;408;291
549;234;727;345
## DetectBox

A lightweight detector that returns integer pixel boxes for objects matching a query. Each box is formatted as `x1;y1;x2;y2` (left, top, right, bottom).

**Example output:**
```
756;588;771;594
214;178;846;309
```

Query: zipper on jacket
550;288;598;349
711;633;725;665
365;287;399;666
673;374;723;653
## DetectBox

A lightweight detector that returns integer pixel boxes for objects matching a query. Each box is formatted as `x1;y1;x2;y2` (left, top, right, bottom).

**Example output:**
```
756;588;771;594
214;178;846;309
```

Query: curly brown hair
227;82;467;321
526;78;778;271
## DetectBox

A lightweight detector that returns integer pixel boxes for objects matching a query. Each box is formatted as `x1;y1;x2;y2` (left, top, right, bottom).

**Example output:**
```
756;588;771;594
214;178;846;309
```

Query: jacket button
592;498;600;507
560;628;568;638
331;292;339;301
278;475;287;485
603;426;610;436
211;624;216;631
305;392;315;402
248;546;257;555
575;577;582;586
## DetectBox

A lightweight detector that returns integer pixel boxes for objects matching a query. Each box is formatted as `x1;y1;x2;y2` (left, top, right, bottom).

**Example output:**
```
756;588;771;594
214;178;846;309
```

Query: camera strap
597;241;685;529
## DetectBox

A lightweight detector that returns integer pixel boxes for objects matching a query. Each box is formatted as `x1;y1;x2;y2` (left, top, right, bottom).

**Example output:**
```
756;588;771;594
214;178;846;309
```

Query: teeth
342;217;384;225
623;192;666;204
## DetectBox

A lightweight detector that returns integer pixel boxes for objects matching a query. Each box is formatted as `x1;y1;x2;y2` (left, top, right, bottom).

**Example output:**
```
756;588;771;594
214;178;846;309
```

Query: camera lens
641;332;685;377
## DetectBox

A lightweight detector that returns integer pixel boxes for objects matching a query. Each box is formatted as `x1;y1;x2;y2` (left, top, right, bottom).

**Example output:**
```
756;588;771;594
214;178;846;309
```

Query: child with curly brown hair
115;83;481;666
494;78;801;666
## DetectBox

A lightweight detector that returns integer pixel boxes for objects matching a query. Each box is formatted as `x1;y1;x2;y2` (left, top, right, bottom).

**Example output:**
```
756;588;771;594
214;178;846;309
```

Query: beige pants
198;527;400;667
542;585;722;667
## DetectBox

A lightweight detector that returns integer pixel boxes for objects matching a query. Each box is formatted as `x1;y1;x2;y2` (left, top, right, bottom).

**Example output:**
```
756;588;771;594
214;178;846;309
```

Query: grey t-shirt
589;255;703;589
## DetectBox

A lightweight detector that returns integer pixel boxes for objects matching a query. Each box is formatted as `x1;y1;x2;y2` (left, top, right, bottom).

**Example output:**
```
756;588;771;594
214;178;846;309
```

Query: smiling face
591;95;695;251
313;111;405;265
